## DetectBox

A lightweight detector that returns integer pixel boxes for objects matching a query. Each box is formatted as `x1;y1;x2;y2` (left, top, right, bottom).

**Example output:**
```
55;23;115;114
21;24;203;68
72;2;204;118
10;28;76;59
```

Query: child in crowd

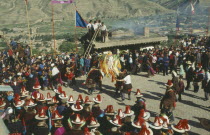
65;68;75;88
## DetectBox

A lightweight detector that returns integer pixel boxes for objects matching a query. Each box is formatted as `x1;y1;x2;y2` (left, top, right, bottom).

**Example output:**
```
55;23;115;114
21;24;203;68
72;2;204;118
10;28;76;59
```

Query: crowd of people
0;35;209;135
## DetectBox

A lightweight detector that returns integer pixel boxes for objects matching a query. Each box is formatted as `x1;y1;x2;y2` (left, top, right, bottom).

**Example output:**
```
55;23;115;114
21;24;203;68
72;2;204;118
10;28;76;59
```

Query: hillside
0;0;174;25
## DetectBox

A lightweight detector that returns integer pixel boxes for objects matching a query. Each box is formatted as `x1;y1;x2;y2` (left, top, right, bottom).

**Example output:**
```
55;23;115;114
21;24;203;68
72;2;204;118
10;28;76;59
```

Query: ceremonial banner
76;10;88;28
51;0;74;4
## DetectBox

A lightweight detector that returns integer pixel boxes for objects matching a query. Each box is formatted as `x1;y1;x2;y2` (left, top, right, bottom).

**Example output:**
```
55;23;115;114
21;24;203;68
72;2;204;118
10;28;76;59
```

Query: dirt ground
41;72;210;135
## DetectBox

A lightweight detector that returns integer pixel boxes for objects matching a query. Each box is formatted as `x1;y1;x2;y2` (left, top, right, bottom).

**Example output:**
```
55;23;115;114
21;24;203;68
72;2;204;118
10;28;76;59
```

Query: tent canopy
0;85;13;91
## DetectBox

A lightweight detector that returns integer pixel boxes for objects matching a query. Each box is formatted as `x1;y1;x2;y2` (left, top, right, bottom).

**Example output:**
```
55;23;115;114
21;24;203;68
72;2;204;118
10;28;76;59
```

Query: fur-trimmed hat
54;86;63;94
46;92;52;101
165;80;173;87
32;91;40;99
71;114;84;125
135;89;143;97
52;110;63;120
33;78;41;89
149;117;163;129
47;96;59;104
25;98;37;107
117;109;125;119
35;107;48;120
138;109;150;120
171;119;191;133
71;101;83;112
20;86;29;97
58;91;68;99
87;116;100;128
132;117;149;128
138;125;153;135
93;94;102;104
124;106;134;116
67;95;75;104
77;94;83;103
105;105;115;115
109;115;122;127
38;93;46;102
84;96;92;105
13;99;25;107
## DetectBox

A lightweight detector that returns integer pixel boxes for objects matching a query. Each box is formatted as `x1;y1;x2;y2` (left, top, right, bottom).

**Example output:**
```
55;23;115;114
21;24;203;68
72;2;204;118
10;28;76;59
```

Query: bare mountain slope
0;0;173;25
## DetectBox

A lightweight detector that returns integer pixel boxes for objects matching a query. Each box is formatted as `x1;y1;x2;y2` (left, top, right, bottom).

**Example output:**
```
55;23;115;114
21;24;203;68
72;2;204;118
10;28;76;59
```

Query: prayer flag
191;3;195;15
76;10;88;28
51;0;74;4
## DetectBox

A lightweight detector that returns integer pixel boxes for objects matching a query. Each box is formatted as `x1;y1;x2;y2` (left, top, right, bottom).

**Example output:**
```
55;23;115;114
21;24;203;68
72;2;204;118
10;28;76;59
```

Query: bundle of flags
191;3;195;15
51;0;74;4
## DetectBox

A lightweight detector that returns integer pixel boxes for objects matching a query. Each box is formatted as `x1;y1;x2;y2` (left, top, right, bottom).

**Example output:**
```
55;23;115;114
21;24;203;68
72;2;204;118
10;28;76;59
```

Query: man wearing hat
51;63;60;89
185;61;194;90
160;80;176;122
33;120;49;135
63;114;85;135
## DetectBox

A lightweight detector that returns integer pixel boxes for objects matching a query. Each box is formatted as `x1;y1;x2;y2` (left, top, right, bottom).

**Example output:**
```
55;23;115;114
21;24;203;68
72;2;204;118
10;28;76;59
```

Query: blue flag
76;10;87;28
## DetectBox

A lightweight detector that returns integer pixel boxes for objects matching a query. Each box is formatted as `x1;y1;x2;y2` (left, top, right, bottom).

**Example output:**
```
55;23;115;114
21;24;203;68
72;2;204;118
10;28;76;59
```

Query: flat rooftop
94;36;168;49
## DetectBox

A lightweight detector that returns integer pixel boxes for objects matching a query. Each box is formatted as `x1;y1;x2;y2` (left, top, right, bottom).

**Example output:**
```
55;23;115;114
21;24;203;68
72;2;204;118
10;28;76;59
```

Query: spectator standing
163;54;169;76
100;22;107;43
84;56;91;75
79;56;85;76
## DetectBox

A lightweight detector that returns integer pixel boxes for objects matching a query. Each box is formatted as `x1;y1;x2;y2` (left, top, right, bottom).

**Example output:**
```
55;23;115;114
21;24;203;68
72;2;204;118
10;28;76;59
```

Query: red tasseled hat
33;78;41;89
21;86;26;92
125;106;131;114
58;86;62;94
84;96;92;104
77;94;83;102
105;105;114;113
52;110;63;120
138;125;150;135
83;127;91;135
14;93;20;101
39;93;45;101
76;101;81;109
139;109;145;118
96;94;101;101
47;92;52;100
165;80;173;87
134;117;145;127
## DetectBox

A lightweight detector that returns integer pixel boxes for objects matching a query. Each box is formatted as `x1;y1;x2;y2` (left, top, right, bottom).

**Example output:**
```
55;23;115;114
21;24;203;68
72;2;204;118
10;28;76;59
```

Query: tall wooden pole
24;0;33;55
51;4;56;56
206;7;210;36
74;2;78;53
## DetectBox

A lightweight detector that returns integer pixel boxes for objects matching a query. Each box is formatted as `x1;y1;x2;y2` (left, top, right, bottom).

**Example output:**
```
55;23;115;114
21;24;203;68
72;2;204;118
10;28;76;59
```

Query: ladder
84;27;101;58
1;35;23;66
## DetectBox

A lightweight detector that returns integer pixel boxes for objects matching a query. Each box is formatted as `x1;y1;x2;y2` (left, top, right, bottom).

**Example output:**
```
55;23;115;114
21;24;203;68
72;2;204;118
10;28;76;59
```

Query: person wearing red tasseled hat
92;95;103;118
63;114;85;135
160;79;176;122
81;96;92;120
138;124;153;135
115;71;125;97
132;99;147;121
